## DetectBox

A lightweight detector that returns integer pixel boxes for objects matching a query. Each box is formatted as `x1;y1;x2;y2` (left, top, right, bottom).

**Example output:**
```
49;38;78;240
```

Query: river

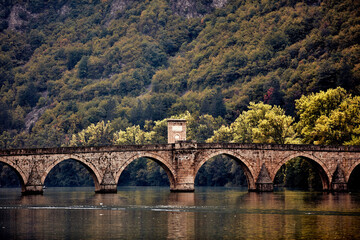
0;187;360;239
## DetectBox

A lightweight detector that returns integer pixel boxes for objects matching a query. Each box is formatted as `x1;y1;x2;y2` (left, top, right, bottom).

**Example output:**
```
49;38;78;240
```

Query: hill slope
0;0;359;148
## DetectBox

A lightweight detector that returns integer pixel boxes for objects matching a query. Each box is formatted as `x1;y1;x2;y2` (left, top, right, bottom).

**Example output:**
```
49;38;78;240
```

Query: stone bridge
0;142;360;194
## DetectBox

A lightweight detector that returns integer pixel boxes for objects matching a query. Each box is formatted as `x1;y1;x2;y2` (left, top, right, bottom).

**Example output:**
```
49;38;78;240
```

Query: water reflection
1;187;360;239
167;192;195;239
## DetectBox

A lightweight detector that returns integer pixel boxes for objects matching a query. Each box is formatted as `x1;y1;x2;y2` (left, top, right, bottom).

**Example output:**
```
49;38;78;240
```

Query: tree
274;157;322;190
208;102;297;144
77;56;89;79
113;125;154;145
67;48;87;70
195;155;247;187
205;125;233;143
129;100;145;126
69;121;113;147
200;88;227;118
16;83;39;107
187;113;226;142
295;87;360;145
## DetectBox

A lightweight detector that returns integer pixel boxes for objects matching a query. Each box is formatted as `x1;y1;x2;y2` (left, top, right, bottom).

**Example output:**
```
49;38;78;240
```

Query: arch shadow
0;159;26;192
115;153;176;189
41;157;102;192
348;162;360;191
347;159;360;182
194;151;256;191
273;153;330;191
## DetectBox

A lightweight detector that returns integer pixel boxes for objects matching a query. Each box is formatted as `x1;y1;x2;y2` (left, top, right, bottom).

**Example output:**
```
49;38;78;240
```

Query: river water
0;187;360;239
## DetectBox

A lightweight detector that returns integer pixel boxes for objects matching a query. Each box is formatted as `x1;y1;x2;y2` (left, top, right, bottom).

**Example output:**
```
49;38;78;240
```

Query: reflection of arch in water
115;153;176;189
194;150;256;190
42;157;102;192
0;159;26;192
273;153;330;190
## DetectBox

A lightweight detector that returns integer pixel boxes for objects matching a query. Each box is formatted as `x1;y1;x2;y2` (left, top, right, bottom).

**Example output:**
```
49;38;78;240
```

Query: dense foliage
208;102;298;144
1;0;360;144
296;87;360;145
0;0;359;189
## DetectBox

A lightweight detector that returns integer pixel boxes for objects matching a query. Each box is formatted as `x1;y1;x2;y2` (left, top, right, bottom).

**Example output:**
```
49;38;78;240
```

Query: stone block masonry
1;143;360;194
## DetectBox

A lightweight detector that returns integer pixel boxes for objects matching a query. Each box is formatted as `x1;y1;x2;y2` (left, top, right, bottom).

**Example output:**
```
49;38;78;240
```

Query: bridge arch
346;159;360;182
194;150;256;190
0;158;26;191
41;156;102;192
348;160;360;191
115;153;176;189
272;152;331;190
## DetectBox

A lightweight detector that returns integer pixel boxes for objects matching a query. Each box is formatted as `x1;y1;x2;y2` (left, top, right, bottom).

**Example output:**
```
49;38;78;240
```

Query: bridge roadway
0;142;360;194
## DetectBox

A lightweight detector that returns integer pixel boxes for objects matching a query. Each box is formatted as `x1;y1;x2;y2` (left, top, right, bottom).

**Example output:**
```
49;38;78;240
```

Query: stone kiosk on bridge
0;120;360;194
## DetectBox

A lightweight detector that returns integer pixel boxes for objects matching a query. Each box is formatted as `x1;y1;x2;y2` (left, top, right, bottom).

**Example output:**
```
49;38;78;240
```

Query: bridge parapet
2;143;360;156
0;144;176;156
196;143;360;152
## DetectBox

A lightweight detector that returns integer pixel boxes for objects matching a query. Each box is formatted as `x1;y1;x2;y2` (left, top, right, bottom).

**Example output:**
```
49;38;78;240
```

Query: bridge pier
170;174;195;192
255;183;274;192
95;184;117;193
171;141;197;192
22;167;44;195
22;185;43;195
255;164;274;192
331;183;348;192
330;166;348;192
170;183;195;192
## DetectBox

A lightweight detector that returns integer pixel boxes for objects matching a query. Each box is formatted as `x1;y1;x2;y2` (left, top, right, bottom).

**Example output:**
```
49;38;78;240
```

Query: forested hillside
0;0;360;189
1;0;359;148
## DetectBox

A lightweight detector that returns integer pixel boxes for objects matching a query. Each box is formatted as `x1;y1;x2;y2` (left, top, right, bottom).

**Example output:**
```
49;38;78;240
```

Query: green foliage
77;56;89;79
274;157;322;190
142;111;226;143
296;87;360;145
44;160;94;187
188;114;226;142
69;120;113;146
195;155;247;187
113;125;154;145
208;102;297;144
119;158;169;186
67;47;89;70
16;83;40;107
200;88;227;118
1;0;359;136
0;162;20;187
